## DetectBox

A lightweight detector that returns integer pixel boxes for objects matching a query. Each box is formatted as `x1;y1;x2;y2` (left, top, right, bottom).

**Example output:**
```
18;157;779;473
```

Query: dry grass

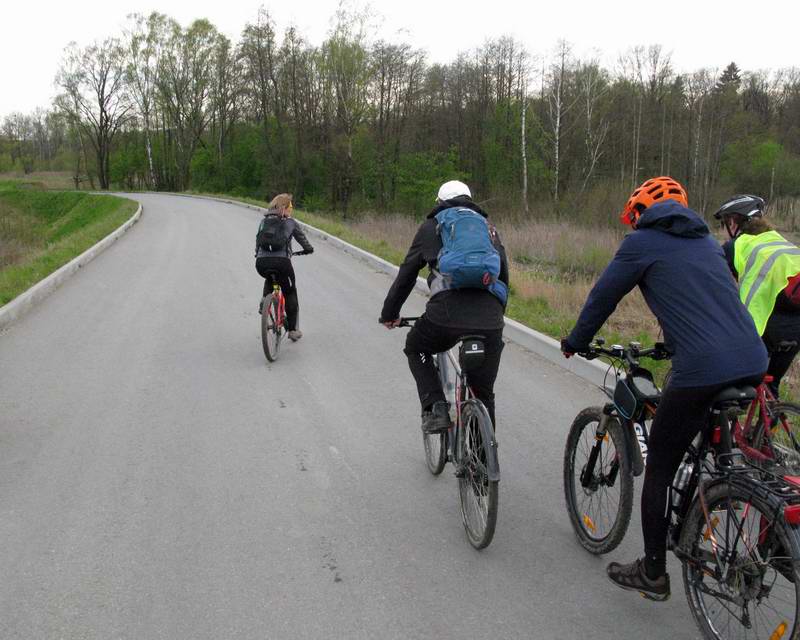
0;171;80;191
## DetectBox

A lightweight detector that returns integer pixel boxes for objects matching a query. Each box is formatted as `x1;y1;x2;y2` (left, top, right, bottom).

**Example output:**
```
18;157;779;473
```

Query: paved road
0;194;699;638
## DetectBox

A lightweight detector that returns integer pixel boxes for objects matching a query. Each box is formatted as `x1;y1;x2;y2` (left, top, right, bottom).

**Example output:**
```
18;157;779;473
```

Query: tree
56;38;132;189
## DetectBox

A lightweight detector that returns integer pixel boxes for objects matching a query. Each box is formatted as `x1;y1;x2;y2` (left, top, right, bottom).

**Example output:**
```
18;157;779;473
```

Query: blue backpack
434;207;508;305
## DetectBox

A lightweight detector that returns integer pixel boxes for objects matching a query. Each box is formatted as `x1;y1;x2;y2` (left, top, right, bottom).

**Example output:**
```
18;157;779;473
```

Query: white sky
1;0;798;115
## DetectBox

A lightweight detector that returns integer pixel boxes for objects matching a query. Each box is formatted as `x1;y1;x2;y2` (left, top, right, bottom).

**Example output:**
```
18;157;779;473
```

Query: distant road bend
0;193;698;638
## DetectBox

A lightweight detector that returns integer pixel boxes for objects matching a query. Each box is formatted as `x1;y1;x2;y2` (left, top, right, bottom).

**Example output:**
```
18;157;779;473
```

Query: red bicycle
731;375;800;473
260;272;286;362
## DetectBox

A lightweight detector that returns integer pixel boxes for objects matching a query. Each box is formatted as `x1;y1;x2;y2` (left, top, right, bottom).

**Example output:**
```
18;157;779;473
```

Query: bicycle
259;250;309;363
393;317;500;549
564;339;800;639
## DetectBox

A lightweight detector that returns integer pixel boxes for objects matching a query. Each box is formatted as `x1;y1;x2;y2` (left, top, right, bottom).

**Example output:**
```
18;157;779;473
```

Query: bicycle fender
464;399;500;482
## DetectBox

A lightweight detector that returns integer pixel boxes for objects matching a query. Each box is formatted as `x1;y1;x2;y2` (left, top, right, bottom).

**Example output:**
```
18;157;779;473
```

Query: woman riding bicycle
715;194;800;398
255;193;314;342
561;177;767;601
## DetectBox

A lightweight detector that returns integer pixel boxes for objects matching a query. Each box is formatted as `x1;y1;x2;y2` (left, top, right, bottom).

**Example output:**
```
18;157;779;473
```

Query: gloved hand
561;337;578;359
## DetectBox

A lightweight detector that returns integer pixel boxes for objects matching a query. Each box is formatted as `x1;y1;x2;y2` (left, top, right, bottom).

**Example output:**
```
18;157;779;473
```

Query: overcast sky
1;0;797;115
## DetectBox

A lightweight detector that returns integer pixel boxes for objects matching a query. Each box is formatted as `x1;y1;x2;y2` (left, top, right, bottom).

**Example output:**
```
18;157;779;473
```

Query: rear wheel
563;407;633;554
456;399;499;549
680;479;800;640
261;294;281;362
753;402;800;474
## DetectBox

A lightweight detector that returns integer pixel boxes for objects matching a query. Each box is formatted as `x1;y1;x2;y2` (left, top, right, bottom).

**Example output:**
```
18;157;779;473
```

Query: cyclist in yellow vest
715;194;800;396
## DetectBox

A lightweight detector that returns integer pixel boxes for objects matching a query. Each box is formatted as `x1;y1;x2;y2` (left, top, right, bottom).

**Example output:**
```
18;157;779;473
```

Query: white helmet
437;180;471;202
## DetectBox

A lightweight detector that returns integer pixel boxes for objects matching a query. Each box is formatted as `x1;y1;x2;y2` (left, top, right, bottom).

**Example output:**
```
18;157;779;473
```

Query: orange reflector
769;621;787;640
785;504;800;525
583;514;596;532
703;516;719;541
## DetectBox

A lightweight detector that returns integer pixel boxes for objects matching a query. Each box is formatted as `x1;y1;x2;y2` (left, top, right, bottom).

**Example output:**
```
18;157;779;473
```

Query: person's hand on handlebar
561;337;578;359
381;317;402;329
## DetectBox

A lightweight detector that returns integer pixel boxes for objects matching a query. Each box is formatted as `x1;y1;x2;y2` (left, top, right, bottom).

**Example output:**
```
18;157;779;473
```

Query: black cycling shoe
258;297;265;314
607;558;670;601
421;401;452;434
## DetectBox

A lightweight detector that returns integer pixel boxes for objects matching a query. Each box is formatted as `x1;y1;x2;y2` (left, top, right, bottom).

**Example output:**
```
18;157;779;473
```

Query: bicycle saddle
710;386;757;409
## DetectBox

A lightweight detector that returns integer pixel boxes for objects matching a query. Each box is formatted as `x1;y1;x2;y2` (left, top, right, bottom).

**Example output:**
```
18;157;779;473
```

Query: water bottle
672;461;694;508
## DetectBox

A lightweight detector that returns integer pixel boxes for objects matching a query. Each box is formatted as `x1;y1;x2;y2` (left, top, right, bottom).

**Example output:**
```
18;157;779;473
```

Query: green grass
0;182;138;305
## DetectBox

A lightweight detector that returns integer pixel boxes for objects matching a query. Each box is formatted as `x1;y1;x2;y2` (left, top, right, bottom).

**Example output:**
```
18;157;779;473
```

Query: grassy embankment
0;179;138;306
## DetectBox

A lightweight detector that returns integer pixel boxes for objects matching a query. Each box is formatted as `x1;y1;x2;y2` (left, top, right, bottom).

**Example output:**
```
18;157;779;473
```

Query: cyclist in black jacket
255;193;314;342
379;181;509;433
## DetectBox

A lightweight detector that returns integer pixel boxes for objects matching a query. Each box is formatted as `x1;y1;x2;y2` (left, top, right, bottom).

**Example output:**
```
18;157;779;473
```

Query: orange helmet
620;176;688;226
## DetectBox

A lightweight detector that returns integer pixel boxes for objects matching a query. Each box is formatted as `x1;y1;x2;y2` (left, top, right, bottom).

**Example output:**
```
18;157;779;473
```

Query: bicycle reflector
784;504;800;525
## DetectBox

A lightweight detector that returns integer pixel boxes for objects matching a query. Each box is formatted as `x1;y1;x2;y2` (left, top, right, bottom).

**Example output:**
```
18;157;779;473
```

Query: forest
1;6;799;224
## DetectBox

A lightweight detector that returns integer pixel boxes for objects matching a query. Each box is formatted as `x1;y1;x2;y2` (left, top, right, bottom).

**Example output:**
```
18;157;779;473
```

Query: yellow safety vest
734;230;800;335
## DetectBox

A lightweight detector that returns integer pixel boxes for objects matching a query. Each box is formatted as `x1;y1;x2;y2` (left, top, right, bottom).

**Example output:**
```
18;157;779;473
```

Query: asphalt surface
0;193;700;638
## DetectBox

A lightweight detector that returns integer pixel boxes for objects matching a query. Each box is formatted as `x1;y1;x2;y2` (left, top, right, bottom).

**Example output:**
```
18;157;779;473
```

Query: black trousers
763;311;800;397
256;257;299;331
642;374;763;564
403;315;504;426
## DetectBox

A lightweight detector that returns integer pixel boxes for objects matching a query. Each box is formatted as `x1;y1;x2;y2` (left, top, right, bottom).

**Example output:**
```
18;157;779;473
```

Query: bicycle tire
752;402;800;474
261;294;281;362
422;354;450;475
680;478;800;640
563;407;633;554
456;399;499;549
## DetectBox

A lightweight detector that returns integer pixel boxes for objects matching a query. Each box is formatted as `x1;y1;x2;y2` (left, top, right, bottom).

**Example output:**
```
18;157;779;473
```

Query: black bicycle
393;317;500;549
564;339;800;639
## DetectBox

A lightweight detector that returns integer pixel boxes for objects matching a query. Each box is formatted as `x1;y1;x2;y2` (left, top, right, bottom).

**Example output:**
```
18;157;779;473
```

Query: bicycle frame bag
459;339;486;372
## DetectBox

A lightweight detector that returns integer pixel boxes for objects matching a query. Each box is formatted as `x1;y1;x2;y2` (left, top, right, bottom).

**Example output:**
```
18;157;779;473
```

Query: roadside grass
0;171;80;191
0;182;137;305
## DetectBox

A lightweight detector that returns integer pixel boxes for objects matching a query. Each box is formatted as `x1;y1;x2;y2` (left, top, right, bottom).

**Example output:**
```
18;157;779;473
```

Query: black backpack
257;214;291;252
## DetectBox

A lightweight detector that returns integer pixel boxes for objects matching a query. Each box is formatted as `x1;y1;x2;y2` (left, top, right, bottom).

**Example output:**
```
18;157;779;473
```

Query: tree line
2;7;799;223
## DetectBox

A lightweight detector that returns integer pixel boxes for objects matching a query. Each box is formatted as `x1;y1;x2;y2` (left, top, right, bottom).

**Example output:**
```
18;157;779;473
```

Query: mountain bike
259;250;309;363
394;317;500;549
564;339;800;639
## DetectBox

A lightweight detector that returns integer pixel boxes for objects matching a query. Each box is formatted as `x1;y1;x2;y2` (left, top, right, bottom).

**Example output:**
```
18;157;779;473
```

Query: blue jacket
567;201;767;387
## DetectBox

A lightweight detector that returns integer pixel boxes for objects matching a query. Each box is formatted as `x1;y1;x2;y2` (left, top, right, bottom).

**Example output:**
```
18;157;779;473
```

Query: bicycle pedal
454;466;466;478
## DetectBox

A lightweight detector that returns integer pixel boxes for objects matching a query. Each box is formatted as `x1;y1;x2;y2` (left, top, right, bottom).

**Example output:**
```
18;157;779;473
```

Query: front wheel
563;407;633;554
680;478;800;640
456;399;499;550
261;294;281;362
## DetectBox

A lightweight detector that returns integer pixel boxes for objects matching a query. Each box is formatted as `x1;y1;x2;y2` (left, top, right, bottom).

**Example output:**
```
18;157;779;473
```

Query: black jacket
255;213;314;258
380;197;509;330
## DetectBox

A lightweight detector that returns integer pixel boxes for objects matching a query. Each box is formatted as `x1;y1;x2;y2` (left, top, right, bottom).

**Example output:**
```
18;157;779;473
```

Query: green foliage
394;149;468;215
720;138;800;197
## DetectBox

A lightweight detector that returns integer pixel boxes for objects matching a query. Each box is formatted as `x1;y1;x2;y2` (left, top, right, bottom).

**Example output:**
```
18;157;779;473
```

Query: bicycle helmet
619;176;688;226
437;180;471;202
712;194;765;221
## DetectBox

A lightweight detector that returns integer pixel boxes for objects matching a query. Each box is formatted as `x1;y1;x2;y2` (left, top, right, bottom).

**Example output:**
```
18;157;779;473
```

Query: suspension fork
580;413;612;488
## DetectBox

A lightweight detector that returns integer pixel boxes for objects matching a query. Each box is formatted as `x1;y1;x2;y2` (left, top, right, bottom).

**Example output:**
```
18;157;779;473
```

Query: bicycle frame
271;282;286;329
437;346;501;483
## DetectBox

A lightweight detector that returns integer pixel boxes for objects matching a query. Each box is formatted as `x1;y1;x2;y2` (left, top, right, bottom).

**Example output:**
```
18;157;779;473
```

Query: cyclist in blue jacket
561;176;767;601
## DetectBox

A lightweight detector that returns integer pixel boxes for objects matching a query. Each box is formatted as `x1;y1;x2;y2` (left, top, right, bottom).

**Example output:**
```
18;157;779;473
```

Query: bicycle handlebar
377;316;419;327
578;340;671;365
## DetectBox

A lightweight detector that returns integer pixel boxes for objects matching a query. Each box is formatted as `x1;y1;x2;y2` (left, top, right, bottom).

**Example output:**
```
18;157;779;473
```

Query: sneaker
288;330;303;342
258;298;265;314
421;401;452;434
607;558;670;601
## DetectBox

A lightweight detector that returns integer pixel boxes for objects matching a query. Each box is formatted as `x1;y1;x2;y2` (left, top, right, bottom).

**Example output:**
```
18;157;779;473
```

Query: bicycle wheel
422;354;449;475
563;407;633;554
261;294;281;362
753;402;800;474
680;478;800;640
456;399;499;549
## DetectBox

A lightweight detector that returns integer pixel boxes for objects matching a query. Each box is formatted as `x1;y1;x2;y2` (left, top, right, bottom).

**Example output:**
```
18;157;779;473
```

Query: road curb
178;193;608;387
0;202;142;331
